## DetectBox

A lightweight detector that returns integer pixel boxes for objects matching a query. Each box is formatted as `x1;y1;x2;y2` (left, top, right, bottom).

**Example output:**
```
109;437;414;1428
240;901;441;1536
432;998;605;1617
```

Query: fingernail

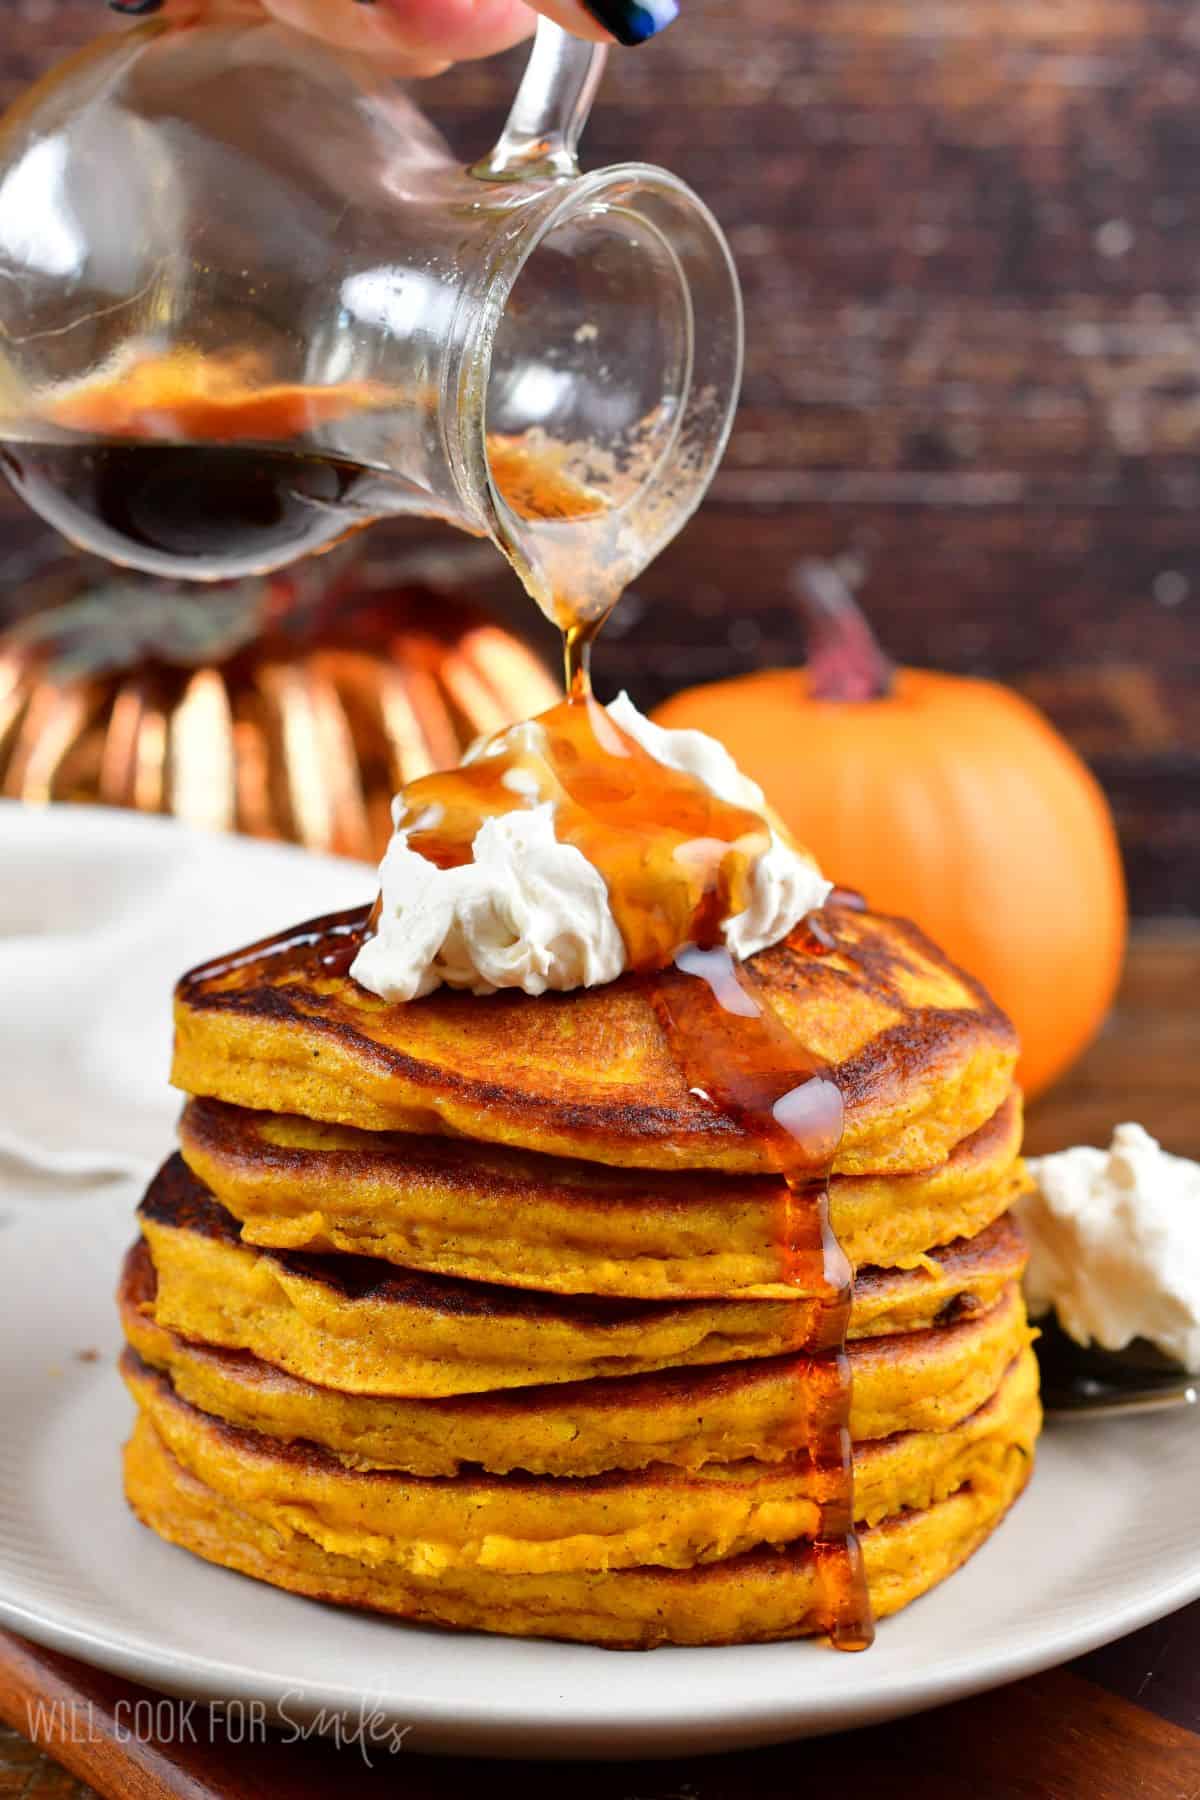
579;1;679;47
108;0;165;12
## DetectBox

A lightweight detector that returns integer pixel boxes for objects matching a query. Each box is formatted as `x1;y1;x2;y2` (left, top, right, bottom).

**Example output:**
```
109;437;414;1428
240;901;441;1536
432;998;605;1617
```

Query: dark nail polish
579;1;679;48
108;0;165;13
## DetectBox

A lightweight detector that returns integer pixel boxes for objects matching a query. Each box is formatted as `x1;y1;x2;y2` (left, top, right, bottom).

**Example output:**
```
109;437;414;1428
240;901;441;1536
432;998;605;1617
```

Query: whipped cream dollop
1018;1123;1200;1371
350;693;831;1002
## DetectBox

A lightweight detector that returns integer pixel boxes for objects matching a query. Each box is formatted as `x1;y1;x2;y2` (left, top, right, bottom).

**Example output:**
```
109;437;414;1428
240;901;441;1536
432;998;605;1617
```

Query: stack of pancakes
119;901;1040;1648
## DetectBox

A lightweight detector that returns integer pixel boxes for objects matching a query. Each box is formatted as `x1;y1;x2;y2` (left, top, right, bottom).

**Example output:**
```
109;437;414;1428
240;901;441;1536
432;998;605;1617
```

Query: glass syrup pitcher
0;13;743;631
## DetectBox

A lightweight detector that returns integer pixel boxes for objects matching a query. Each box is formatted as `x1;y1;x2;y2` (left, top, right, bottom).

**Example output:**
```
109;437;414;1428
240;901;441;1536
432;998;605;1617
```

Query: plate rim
5;1562;1199;1759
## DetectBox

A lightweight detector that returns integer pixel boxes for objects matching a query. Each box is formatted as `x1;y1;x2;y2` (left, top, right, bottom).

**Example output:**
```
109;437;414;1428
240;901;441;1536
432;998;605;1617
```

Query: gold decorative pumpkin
0;553;557;861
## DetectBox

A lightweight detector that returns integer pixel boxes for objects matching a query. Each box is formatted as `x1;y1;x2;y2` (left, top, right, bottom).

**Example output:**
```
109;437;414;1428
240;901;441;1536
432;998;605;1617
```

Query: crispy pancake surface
123;1349;1040;1575
140;1160;1029;1398
172;905;1018;1175
120;1242;1032;1475
179;1093;1026;1297
125;1414;1035;1647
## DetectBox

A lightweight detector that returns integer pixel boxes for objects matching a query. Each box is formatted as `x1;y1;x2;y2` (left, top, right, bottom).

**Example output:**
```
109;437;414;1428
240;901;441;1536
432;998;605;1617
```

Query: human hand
108;0;679;72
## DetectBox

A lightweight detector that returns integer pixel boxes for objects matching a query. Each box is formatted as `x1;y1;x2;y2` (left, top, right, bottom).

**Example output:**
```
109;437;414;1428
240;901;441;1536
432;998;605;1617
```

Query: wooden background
0;0;1198;915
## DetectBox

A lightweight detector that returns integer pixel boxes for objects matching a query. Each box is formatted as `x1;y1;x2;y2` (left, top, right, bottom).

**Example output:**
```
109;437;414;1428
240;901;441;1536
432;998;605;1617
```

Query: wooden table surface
2;924;1198;1800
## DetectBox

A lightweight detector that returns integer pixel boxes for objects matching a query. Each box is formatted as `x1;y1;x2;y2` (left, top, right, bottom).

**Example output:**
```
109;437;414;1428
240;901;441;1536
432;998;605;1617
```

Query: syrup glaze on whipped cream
350;689;830;1003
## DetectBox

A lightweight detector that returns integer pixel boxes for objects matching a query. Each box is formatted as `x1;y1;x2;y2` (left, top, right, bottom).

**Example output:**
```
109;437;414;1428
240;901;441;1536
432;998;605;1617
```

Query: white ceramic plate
3;1193;1199;1760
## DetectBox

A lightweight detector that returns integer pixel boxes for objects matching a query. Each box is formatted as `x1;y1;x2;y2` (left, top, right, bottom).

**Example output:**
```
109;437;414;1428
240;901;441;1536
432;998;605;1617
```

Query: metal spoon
1035;1316;1199;1419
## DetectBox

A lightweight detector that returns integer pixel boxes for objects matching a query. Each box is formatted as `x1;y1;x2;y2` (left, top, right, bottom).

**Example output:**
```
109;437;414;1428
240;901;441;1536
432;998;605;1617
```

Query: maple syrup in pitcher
4;355;610;582
0;441;392;582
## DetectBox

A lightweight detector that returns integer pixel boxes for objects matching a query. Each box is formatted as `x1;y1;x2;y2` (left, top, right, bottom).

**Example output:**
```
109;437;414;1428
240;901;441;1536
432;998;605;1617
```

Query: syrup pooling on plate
648;944;874;1654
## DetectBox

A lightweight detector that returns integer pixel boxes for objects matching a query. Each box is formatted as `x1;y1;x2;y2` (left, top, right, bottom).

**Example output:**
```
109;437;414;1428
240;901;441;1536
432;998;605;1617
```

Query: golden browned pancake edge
176;1092;1027;1296
122;1347;1040;1574
137;1159;1030;1397
119;1238;1034;1474
172;904;1018;1174
124;1413;1035;1648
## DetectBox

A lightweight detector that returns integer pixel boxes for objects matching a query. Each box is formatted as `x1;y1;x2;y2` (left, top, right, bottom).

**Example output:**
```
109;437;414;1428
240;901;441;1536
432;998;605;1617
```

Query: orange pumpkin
653;585;1127;1099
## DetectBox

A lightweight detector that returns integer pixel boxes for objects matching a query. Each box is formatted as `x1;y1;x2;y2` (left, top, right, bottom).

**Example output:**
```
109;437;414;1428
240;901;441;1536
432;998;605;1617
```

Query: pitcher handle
473;19;608;181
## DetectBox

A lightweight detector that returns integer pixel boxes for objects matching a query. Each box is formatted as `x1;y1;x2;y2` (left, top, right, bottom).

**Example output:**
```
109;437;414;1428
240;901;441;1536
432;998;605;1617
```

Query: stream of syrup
388;623;772;976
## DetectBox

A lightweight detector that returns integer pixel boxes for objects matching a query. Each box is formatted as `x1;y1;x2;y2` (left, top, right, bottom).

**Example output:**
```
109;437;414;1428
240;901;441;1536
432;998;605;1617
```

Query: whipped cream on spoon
1019;1124;1200;1418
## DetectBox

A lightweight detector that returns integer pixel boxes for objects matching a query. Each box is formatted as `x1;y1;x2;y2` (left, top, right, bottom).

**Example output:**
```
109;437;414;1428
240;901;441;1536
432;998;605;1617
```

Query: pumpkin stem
793;561;894;702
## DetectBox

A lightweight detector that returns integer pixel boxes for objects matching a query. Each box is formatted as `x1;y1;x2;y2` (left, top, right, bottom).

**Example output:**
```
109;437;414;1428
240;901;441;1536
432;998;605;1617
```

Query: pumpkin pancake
124;1412;1034;1647
139;1160;1029;1398
122;1349;1040;1576
172;904;1018;1176
120;1242;1032;1475
178;1092;1026;1298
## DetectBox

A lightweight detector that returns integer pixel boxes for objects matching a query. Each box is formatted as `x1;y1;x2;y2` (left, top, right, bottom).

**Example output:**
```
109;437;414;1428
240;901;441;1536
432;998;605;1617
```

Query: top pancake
173;903;1018;1175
